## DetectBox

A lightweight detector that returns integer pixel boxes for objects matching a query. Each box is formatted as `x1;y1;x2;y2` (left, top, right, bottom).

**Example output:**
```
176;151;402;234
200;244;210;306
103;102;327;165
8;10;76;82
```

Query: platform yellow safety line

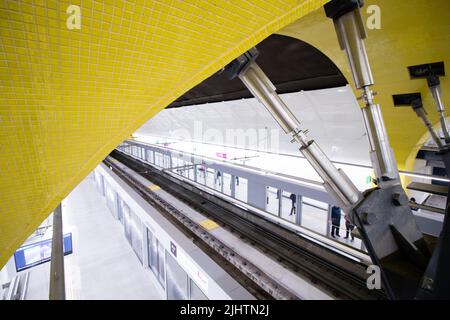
148;185;161;191
199;219;220;231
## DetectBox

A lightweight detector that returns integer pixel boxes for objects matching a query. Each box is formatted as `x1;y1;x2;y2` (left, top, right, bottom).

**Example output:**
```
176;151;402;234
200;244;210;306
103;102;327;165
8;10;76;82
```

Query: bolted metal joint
392;192;408;206
324;0;364;21
361;211;377;225
222;47;259;80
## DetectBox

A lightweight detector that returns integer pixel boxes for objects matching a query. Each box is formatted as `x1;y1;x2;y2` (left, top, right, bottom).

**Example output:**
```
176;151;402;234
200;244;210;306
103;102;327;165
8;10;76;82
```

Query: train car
93;162;254;300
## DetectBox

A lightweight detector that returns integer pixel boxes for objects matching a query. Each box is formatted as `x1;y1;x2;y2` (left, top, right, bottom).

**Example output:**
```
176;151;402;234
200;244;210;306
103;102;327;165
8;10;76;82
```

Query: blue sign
14;233;73;272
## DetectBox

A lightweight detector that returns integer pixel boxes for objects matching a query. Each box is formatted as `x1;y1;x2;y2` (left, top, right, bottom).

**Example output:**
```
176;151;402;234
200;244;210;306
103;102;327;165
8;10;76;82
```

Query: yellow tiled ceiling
0;0;327;267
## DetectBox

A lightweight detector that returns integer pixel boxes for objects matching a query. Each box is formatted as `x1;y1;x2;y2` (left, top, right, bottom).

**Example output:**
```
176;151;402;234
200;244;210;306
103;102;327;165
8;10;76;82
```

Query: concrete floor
25;173;163;300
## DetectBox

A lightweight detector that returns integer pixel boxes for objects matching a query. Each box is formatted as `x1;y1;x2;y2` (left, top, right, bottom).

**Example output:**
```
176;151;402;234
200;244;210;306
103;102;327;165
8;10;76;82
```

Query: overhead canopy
0;0;327;267
168;34;347;108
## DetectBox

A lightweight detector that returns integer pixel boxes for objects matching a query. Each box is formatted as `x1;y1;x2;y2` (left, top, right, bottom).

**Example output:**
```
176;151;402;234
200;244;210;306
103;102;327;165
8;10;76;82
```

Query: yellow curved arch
0;0;329;268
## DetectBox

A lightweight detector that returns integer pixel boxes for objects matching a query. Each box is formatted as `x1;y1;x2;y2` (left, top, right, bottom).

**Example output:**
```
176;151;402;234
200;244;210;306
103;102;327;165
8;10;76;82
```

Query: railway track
107;150;386;300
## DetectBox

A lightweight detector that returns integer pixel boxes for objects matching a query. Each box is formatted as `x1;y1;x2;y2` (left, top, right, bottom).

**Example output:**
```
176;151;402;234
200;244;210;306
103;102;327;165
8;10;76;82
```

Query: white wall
137;85;371;166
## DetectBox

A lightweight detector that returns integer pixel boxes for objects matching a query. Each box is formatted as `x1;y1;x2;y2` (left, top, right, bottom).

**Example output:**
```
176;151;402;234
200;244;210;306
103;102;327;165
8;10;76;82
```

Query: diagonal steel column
49;203;65;300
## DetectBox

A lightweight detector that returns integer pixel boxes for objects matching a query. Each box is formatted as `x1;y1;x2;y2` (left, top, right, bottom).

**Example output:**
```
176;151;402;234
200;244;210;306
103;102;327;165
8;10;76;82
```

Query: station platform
24;174;163;300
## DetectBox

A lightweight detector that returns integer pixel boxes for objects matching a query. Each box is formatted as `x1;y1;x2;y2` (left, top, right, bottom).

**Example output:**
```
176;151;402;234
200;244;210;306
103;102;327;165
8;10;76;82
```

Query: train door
105;183;118;219
147;228;166;289
123;203;132;243
266;186;280;216
205;168;215;189
234;176;248;202
280;191;297;223
214;170;223;192
301;197;329;235
196;165;206;185
166;252;189;300
117;197;124;224
147;149;154;164
223;173;232;196
130;211;143;263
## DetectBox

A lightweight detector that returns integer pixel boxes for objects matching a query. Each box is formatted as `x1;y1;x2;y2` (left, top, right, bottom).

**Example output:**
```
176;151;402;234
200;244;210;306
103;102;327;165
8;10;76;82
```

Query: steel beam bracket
324;0;364;21
408;62;449;143
223;47;259;80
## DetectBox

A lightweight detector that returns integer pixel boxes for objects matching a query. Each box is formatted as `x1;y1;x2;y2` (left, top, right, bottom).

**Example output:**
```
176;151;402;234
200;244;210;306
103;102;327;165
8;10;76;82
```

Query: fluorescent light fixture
399;171;450;183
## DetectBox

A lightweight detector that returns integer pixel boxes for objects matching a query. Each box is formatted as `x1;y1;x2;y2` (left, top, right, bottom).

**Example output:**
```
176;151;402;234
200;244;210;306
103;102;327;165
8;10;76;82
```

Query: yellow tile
148;184;161;191
0;0;327;268
199;219;220;231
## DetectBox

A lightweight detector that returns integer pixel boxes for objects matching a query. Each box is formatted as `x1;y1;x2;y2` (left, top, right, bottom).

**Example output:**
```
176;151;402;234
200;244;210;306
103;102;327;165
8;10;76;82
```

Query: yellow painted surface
148;184;160;191
199;219;220;231
0;0;327;267
278;0;450;173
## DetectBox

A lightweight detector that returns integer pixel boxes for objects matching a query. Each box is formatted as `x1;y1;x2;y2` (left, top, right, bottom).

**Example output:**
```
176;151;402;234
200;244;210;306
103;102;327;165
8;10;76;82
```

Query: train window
146;149;154;163
105;183;117;219
223;173;232;196
163;154;171;168
180;160;188;178
166;252;189;300
155;152;163;167
147;229;165;289
266;186;280;216
186;161;195;180
130;211;143;263
172;156;179;173
280;191;297;223
301;197;329;235
234;176;248;202
158;241;165;288
95;171;105;196
205;168;215;189
196;165;206;185
174;159;185;177
123;203;132;244
214;170;222;192
189;279;208;300
117;197;124;224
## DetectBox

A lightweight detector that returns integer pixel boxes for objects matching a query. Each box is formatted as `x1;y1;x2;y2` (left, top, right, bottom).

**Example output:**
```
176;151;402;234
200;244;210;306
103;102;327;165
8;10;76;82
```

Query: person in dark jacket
344;214;355;241
289;193;297;215
331;206;342;237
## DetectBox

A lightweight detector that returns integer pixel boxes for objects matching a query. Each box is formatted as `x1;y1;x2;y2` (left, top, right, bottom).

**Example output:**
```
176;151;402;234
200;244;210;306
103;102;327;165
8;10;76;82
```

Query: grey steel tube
333;9;400;185
413;106;444;148
239;63;361;209
333;10;373;89
430;85;450;143
361;89;400;182
49;203;65;300
240;63;302;135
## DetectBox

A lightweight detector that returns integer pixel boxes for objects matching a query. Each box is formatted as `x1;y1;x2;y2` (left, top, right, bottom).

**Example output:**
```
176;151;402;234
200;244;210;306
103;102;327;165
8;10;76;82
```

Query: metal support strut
324;0;429;300
393;93;444;148
224;48;361;211
49;203;65;300
429;75;450;143
224;0;431;300
325;0;399;186
408;62;450;144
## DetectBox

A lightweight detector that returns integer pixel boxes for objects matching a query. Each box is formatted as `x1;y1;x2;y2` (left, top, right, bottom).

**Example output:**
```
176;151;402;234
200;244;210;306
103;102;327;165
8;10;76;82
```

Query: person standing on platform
331;205;342;238
344;214;355;241
289;193;296;216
